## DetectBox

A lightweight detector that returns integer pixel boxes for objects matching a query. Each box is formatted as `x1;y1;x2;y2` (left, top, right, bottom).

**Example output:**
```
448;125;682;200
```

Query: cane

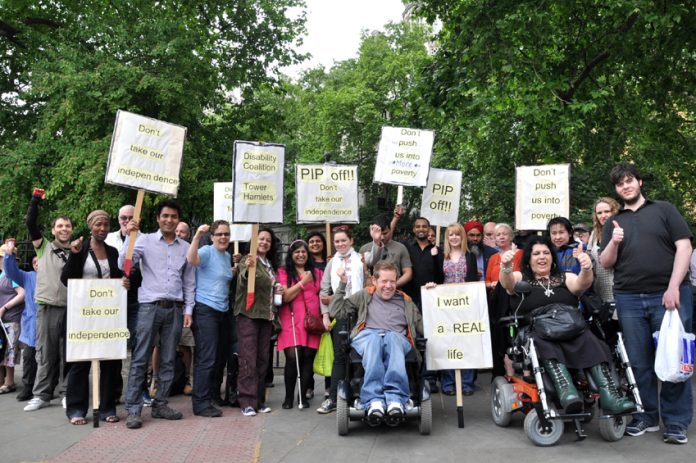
289;308;304;409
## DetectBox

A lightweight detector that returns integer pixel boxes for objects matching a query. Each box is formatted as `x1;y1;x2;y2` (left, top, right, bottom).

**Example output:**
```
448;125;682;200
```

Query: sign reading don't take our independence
374;126;434;187
66;279;129;362
232;141;285;223
420;282;492;370
105;110;187;196
295;164;359;224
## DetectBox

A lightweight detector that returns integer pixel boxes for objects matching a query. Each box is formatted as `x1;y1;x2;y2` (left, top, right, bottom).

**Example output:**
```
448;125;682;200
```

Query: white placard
66;279;129;362
232;141;285;223
515;164;570;230
373;126;434;187
420;168;462;227
421;282;492;370
295;164;359;224
213;182;253;241
105;110;186;196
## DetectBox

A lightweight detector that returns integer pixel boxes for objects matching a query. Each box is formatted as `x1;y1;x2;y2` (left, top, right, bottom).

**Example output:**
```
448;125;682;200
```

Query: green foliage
0;0;306;236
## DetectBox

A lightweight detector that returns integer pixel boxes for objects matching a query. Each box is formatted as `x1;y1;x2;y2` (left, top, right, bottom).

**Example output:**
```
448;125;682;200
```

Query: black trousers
65;359;121;419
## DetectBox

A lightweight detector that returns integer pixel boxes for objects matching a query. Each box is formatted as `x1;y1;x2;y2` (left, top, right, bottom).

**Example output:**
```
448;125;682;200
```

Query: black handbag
531;303;586;341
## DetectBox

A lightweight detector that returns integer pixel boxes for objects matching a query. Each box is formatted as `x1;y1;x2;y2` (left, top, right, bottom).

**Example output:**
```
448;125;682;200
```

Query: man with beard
23;189;74;412
463;220;497;281
600;163;693;444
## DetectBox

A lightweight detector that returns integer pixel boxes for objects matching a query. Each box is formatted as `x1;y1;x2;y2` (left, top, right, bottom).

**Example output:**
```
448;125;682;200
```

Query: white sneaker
241;406;257;416
24;397;50;412
62;397;66;409
387;402;404;417
258;404;272;414
367;401;385;426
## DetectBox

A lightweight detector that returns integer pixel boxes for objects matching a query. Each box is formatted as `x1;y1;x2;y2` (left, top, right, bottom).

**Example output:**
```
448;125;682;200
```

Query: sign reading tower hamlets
105;110;187;196
515;164;570;230
295;164;359;223
67;279;129;362
232;141;285;223
374;126;434;187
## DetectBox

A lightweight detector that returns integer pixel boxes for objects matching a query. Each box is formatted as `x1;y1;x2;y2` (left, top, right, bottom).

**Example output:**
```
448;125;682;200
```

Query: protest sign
421;282;492;370
420;168;462;227
105;110;186;196
232;141;285;223
373;126;434;187
66;279;128;362
213;182;253;241
515;164;570;230
295;164;359;223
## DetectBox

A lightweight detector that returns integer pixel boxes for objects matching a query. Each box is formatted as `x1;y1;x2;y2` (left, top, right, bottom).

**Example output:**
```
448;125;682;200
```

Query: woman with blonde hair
588;197;620;304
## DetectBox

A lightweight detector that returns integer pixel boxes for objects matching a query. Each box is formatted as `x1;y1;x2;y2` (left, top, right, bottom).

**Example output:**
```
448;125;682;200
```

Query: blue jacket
3;254;37;347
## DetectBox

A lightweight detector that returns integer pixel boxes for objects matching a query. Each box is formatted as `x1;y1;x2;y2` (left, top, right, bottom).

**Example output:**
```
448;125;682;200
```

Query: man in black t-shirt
600;163;693;445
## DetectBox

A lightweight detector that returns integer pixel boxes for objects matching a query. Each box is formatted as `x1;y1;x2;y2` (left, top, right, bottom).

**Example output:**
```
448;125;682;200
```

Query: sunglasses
213;232;231;237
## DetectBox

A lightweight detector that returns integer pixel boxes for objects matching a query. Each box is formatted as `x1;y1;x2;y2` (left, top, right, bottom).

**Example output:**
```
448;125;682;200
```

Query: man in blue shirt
119;200;195;430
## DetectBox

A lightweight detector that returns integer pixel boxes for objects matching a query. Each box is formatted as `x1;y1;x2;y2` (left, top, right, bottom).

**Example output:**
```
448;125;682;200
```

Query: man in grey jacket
329;261;422;425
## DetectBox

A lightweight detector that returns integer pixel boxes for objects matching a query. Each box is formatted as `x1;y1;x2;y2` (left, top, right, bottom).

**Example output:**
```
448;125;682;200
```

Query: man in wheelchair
329;261;423;426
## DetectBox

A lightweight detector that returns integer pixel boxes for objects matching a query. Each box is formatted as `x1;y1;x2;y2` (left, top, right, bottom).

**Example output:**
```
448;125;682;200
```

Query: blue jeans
614;283;693;428
125;302;183;415
352;329;412;408
440;369;475;393
191;303;226;413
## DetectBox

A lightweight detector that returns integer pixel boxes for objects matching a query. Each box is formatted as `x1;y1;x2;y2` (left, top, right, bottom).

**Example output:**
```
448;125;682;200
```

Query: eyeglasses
119;215;133;221
213;232;231;237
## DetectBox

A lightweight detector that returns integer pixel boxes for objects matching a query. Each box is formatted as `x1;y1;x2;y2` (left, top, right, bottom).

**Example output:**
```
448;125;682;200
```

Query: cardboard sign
66;279;129;362
105;110;186;196
213;182;253;241
515;164;570;230
295;164;359;223
373;126;434;187
421;282;493;370
420;168;462;227
232;141;285;223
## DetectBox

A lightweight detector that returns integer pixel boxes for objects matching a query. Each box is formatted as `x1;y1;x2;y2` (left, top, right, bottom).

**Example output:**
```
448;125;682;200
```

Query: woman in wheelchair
499;236;635;415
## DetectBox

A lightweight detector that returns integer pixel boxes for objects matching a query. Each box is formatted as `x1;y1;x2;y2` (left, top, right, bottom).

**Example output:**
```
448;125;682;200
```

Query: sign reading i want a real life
420;168;462;227
295;164;359;224
420;282;492;370
105;110;187;196
66;279;129;362
515;164;570;230
373;126;434;187
213;182;253;241
232;141;285;223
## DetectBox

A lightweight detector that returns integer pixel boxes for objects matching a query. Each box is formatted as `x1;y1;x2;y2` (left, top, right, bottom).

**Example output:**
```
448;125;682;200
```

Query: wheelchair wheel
419;398;432;435
524;409;563;447
490;377;514;427
337;396;349;436
598;415;627;442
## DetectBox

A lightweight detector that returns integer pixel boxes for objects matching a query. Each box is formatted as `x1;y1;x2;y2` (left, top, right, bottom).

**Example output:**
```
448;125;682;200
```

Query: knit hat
87;210;110;228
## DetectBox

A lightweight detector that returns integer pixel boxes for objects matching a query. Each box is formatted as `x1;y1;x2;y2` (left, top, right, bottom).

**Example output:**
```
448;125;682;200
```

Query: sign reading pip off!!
515;164;570;230
105;110;186;197
420;282;492;370
66;279;129;362
374;126;434;187
420;168;462;227
295;164;359;223
233;141;285;224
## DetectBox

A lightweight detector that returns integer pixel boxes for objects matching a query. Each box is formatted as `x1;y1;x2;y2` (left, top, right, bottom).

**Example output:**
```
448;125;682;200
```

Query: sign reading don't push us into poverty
67;279;128;362
374;126;434;187
515;164;570;231
295;164;359;224
104;110;187;197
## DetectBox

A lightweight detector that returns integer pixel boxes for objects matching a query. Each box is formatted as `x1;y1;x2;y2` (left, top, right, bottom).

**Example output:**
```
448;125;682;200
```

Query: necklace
539;277;554;297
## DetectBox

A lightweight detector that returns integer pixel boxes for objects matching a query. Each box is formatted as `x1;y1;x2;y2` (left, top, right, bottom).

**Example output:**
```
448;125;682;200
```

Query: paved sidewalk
2;370;695;463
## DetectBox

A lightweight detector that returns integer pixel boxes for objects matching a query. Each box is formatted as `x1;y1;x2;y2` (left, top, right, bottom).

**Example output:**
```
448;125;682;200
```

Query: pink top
276;267;324;351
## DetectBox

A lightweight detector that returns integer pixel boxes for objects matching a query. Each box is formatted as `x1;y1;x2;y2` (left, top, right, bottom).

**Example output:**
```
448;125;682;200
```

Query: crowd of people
0;163;692;445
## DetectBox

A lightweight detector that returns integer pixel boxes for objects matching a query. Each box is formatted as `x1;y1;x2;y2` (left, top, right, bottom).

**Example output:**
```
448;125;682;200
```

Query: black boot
226;354;239;407
590;363;636;414
542;359;582;413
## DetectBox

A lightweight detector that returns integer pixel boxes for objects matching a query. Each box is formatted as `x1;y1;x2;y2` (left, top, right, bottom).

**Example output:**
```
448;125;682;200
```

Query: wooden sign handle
455;369;464;428
245;224;259;310
435;226;441;247
92;359;100;428
325;223;332;257
123;190;145;277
